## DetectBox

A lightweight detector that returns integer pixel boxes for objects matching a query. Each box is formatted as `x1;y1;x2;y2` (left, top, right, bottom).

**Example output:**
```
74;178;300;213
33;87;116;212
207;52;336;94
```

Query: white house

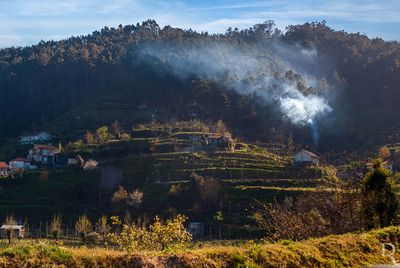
9;158;36;170
205;134;231;146
19;132;53;145
0;225;25;238
294;149;320;165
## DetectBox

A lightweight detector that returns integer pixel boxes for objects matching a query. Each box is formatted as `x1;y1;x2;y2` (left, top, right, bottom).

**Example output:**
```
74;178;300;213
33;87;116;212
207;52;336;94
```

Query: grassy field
0;227;399;267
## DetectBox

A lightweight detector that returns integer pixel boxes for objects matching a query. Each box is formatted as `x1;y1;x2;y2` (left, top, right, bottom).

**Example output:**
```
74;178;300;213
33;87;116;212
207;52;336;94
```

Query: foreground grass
1;227;400;267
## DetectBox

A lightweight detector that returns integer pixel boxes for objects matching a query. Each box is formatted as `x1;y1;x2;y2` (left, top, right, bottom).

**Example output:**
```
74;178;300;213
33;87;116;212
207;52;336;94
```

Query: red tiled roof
33;144;55;150
0;162;8;169
11;158;30;163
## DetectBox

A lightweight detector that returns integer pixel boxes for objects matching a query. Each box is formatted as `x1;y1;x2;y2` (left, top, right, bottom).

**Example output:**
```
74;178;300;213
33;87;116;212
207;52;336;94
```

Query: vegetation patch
0;227;398;267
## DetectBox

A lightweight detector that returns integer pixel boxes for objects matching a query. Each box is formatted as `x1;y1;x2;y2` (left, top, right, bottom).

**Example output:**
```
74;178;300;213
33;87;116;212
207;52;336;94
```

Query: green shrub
37;244;73;262
110;214;192;252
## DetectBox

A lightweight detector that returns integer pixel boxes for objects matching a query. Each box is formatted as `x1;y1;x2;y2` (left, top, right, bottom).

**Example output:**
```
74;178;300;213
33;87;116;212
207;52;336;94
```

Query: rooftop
0;225;24;230
0;162;8;169
21;131;51;137
33;144;56;150
298;149;319;159
10;158;30;163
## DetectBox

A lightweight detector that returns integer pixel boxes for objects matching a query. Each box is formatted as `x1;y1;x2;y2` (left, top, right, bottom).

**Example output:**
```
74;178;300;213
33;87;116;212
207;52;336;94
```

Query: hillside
1;20;400;150
0;122;325;238
2;18;400;268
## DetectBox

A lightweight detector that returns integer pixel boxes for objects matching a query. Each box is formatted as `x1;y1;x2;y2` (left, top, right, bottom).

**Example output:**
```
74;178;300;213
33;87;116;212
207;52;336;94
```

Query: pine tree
361;159;398;229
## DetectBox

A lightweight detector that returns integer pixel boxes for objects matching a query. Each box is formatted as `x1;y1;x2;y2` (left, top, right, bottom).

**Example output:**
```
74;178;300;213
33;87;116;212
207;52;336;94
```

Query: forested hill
1;20;400;150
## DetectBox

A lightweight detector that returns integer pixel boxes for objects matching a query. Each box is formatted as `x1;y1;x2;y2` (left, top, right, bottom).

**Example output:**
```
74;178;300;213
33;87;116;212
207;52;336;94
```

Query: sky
0;0;399;48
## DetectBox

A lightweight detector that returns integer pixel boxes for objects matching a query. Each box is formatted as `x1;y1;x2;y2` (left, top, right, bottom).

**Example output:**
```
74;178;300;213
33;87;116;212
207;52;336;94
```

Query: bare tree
254;190;362;241
192;173;220;206
216;120;227;135
75;214;92;244
127;189;144;208
50;214;62;240
95;215;111;243
112;186;128;203
112;186;144;209
85;131;95;144
111;120;122;138
4;215;16;244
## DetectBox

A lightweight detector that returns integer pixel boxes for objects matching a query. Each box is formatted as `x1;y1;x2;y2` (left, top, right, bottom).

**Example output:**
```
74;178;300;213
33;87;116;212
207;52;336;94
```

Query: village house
205;134;231;146
28;144;57;167
0;162;9;177
19;131;53;145
9;158;35;171
294;149;320;165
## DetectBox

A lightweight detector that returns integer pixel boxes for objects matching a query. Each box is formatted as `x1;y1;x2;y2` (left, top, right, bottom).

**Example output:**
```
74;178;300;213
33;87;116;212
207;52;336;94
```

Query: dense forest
1;20;400;150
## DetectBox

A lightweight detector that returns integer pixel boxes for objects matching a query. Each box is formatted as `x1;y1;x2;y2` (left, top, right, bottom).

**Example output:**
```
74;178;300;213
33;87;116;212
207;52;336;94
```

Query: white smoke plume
136;42;332;129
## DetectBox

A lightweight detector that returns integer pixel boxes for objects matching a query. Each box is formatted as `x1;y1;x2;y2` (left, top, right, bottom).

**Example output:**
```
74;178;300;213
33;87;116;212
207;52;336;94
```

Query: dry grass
1;227;400;267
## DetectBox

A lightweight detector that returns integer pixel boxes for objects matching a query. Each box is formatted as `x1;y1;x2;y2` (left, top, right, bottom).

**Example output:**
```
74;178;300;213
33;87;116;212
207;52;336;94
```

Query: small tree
4;215;16;244
96;126;109;143
214;211;223;240
111;120;122;138
50;214;62;240
379;146;391;159
322;165;340;187
112;186;128;203
127;189;144;208
123;211;133;225
85;131;95;144
75;214;92;244
192;173;220;207
95;215;111;243
112;186;144;210
23;218;30;238
361;159;398;229
216;120;226;135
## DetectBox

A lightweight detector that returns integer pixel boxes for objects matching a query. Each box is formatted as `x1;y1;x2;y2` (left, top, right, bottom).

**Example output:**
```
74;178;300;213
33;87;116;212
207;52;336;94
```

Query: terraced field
0;130;324;237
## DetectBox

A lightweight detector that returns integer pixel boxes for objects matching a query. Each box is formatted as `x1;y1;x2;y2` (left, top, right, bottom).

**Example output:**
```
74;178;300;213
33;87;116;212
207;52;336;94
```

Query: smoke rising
136;41;332;134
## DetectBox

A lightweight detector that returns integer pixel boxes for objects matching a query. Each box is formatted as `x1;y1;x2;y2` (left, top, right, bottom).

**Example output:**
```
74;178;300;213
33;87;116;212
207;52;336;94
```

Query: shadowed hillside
1;20;400;150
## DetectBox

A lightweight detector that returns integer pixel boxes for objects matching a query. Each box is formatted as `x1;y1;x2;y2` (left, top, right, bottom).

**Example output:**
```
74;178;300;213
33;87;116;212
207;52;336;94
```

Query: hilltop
1;20;400;150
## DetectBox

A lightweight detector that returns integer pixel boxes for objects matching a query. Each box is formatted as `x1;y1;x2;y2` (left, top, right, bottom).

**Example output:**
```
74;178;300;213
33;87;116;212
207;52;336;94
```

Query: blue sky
0;0;399;48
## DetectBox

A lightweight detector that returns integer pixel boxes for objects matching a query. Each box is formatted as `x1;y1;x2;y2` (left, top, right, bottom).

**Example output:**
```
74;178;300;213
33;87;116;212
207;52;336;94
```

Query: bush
109;214;192;252
86;232;102;245
120;133;131;140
